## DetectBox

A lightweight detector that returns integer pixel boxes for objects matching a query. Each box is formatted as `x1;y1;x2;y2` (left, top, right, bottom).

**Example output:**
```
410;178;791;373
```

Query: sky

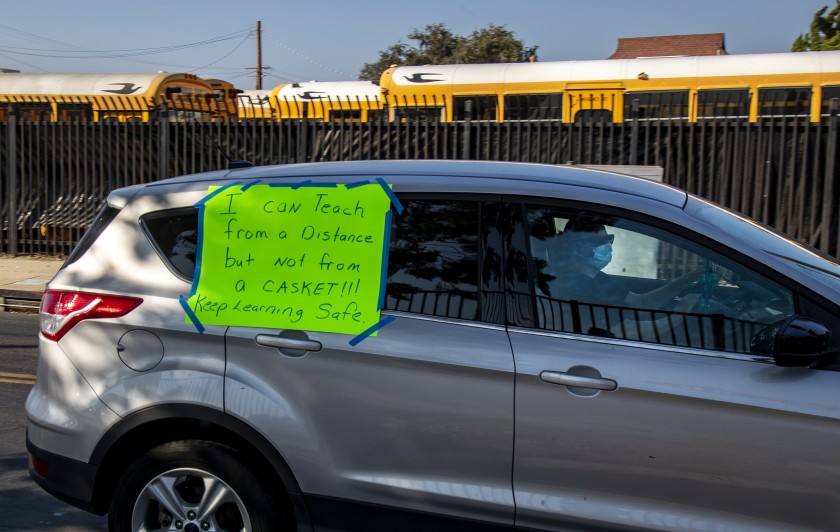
0;0;835;90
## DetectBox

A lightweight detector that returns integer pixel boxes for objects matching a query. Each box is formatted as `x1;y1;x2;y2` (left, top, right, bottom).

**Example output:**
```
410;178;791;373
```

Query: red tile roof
608;33;727;59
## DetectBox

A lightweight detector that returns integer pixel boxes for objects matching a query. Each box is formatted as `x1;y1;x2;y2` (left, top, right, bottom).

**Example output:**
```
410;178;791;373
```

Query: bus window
820;86;840;117
57;103;94;122
574;109;612;123
13;102;52;122
697;89;750;119
367;109;386;122
393;106;444;123
329;109;363;122
504;93;562;121
624;91;689;121
453;95;498;121
758;87;810;118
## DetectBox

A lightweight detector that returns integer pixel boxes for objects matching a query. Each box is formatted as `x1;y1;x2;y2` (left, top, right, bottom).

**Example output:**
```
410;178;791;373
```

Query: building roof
608;33;727;59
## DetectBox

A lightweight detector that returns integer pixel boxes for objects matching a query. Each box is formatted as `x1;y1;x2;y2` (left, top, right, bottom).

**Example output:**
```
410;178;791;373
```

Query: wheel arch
88;404;310;528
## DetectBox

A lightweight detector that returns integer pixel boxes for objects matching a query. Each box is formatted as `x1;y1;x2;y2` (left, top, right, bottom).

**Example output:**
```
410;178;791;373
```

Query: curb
0;288;43;312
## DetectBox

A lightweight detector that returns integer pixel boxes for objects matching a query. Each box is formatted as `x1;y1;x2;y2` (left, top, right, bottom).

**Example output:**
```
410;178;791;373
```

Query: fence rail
2;108;839;258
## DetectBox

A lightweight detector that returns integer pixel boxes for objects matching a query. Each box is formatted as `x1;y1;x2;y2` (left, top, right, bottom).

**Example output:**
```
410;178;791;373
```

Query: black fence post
5;108;17;255
157;105;170;180
824;98;839;256
462;100;472;160
630;99;640;166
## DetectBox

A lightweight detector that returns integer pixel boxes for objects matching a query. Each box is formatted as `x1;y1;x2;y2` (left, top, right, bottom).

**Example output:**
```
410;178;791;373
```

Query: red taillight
29;452;49;478
40;290;143;341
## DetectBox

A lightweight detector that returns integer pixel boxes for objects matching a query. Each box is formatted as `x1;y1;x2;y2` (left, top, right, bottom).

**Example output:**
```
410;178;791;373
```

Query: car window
142;208;199;279
143;200;485;322
526;205;795;354
385;199;481;320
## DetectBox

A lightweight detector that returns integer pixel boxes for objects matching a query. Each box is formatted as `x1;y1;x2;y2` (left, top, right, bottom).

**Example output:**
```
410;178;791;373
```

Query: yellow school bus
237;89;275;120
0;72;233;122
270;80;383;121
379;51;840;123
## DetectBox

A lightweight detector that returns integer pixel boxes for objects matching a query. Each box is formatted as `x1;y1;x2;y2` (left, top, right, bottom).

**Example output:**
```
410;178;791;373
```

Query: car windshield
692;198;840;290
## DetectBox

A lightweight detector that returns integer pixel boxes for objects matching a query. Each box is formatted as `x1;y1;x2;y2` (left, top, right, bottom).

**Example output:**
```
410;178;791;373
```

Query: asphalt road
0;312;107;531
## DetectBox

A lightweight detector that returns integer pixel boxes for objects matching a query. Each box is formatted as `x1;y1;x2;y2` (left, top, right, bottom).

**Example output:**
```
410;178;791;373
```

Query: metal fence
2;105;839;258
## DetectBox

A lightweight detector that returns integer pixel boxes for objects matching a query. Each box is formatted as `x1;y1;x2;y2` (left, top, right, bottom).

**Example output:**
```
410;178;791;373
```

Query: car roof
144;160;687;208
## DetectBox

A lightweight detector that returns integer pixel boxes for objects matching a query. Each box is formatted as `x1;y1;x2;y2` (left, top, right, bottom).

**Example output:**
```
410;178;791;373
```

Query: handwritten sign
186;182;392;335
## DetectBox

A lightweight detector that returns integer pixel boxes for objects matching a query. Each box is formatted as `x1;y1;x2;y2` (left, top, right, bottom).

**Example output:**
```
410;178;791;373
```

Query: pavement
0;254;64;308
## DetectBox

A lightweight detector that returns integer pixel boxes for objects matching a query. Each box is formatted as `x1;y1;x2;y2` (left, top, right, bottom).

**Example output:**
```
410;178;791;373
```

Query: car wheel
108;440;286;531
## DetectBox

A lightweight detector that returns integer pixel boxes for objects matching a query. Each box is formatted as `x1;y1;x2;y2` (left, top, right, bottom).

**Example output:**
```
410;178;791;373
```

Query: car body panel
225;312;516;525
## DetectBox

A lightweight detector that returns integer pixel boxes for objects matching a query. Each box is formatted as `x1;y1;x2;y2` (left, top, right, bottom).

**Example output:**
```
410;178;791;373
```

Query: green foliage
359;23;536;81
792;1;840;51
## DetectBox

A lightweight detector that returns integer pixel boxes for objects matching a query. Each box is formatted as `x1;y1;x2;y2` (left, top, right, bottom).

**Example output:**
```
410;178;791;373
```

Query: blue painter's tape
378;210;392;310
349;315;396;346
190;205;205;297
179;295;205;334
291;180;312;190
241;179;261;191
375;178;403;214
346;180;371;189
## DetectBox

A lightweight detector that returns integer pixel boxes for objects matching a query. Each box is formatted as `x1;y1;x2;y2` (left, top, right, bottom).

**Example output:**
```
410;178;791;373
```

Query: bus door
565;83;624;123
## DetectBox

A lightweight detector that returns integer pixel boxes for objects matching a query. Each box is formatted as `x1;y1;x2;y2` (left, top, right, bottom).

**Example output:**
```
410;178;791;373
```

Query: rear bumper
26;435;102;515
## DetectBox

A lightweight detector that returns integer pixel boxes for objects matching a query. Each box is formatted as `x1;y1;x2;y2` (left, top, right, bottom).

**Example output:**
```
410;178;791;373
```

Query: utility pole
256;20;263;89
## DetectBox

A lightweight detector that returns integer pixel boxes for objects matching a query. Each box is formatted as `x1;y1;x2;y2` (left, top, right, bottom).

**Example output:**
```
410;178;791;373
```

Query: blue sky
0;0;834;89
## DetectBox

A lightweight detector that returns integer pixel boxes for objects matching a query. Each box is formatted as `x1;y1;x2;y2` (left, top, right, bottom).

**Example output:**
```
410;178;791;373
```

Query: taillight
40;290;143;341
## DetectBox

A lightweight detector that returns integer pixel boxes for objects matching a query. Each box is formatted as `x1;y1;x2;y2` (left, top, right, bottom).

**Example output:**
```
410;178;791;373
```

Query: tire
108;440;287;532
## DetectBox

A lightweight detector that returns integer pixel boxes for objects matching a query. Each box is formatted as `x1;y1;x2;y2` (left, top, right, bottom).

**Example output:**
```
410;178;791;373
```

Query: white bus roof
0;72;190;95
386;51;840;86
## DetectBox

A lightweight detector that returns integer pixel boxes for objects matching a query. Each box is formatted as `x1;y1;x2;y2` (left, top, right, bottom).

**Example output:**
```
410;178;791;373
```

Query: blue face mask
589;243;612;270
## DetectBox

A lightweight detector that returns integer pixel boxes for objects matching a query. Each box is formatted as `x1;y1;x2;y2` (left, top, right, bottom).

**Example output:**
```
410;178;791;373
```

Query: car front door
225;194;516;530
505;200;840;531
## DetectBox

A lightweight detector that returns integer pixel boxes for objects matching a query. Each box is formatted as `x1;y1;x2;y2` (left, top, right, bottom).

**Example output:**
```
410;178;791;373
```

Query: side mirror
751;315;831;367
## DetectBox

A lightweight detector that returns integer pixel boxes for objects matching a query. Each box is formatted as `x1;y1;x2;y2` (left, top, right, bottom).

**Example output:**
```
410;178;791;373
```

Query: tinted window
56;102;93;122
821;85;840;117
504;93;562;120
12;102;52;122
453;95;498;121
329;109;362;122
525;206;795;354
697;89;750;118
758;87;811;118
142;208;199;279
385;199;480;320
393;106;443;123
145;201;485;319
624;91;689;120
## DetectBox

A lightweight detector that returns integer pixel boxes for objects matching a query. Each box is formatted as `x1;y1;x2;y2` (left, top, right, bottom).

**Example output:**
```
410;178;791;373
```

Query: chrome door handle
540;371;617;391
255;334;322;352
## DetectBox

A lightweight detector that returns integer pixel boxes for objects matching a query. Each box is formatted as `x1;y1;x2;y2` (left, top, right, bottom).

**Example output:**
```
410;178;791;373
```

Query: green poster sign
186;182;391;335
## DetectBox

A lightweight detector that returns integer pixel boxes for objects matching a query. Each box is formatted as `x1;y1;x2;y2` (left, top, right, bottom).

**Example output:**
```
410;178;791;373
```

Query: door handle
540;370;617;391
255;334;322;352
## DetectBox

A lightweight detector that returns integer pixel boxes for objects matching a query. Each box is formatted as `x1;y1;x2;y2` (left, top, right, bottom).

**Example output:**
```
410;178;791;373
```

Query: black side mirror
751;315;831;367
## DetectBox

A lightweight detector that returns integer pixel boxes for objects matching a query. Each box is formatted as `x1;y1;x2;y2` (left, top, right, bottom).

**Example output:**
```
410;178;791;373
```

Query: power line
261;29;355;79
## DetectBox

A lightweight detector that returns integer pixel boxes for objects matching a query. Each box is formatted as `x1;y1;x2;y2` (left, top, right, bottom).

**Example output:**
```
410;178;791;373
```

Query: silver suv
26;160;840;531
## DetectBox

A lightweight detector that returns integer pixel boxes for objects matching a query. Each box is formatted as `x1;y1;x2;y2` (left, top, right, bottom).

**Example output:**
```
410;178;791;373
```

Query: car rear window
142;208;199;279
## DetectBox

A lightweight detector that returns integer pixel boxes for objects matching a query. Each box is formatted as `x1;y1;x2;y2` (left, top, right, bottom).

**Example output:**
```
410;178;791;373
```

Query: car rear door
224;190;516;529
504;198;840;531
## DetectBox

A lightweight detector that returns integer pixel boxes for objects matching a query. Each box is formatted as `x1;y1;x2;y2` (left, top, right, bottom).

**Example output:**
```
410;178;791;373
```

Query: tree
359;23;536;81
792;1;840;51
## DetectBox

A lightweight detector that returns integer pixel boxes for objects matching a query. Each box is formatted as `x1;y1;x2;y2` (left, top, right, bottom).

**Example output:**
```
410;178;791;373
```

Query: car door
505;200;840;531
225;194;516;530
